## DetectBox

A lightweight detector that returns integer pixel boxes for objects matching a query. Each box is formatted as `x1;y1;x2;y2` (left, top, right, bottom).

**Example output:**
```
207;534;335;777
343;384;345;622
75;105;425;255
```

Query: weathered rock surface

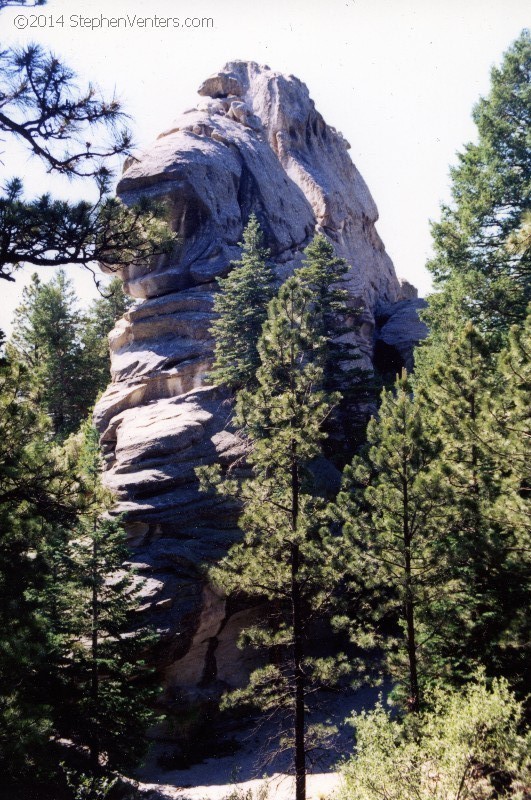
94;61;426;698
375;298;428;373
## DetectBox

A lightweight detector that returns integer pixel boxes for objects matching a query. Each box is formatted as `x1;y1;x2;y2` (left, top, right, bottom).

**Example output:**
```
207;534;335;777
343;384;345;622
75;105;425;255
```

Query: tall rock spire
93;61;425;694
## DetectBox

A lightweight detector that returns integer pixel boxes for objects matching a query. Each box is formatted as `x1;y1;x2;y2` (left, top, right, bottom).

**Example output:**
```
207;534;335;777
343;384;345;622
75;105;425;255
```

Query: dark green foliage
209;214;276;390
41;424;158;774
0;350;76;782
486;311;531;688
210;226;370;455
426;29;531;344
0;3;168;790
296;235;372;458
401;30;531;701
0;178;174;284
0;363;156;789
493;309;531;535
338;317;530;706
55;514;156;773
0;42;129;180
10;271;87;438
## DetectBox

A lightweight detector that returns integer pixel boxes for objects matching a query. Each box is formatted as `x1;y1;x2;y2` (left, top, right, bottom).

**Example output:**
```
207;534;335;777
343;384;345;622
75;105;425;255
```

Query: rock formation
93;61;427;701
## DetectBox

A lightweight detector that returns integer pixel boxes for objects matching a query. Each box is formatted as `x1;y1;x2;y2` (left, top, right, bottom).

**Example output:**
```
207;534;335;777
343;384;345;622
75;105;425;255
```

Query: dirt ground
133;685;383;800
136;771;341;800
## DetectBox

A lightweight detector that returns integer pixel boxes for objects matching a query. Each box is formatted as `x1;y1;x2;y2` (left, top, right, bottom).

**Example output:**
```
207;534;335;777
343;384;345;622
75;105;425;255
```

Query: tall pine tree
199;275;346;800
415;323;526;687
42;424;158;778
335;373;446;711
0;28;174;285
485;311;531;689
296;234;362;391
10;271;131;438
296;235;370;458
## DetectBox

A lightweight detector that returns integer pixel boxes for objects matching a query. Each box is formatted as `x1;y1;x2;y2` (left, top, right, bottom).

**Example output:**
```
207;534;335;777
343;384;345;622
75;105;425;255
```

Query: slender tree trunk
90;526;99;774
402;476;420;712
290;438;306;800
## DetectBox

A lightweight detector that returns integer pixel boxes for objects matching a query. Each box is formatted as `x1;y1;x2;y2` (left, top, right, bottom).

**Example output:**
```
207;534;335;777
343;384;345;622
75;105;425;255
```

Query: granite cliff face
93;61;426;699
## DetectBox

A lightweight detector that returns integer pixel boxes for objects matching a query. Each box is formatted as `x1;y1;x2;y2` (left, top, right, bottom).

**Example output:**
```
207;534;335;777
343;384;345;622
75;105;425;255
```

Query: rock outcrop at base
93;61;426;698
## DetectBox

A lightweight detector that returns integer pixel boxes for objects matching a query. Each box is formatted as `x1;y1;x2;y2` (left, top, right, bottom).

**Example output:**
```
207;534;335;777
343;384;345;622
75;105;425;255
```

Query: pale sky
1;0;529;333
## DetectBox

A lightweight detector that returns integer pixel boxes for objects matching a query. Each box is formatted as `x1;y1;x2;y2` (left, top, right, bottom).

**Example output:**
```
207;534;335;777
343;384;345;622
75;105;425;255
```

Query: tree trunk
291;439;306;800
90;527;99;773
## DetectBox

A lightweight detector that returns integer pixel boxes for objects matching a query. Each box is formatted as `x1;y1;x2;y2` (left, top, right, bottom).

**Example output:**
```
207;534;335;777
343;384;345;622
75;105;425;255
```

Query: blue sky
1;0;529;332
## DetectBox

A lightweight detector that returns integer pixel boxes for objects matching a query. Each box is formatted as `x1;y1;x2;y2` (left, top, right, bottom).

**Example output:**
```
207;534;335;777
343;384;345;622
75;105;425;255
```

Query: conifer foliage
0;15;529;798
336;319;530;705
10;271;87;438
0;23;174;285
81;276;134;402
9;270;131;438
0;357;156;793
493;310;531;542
416;323;529;689
209;214;276;390
0;348;75;784
297;234;360;391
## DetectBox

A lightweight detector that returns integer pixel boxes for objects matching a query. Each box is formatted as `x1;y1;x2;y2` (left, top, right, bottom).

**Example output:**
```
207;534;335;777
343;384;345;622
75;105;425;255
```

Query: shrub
341;677;530;800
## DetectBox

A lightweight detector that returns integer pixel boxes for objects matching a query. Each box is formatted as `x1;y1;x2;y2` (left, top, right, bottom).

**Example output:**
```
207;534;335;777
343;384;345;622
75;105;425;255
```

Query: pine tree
426;30;531;345
61;516;156;776
335;372;446;711
413;34;531;687
0;365;157;788
296;234;360;388
9;270;128;438
198;276;346;800
44;424;158;777
209;214;276;390
493;310;531;534
296;235;372;458
10;270;87;438
338;320;529;706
